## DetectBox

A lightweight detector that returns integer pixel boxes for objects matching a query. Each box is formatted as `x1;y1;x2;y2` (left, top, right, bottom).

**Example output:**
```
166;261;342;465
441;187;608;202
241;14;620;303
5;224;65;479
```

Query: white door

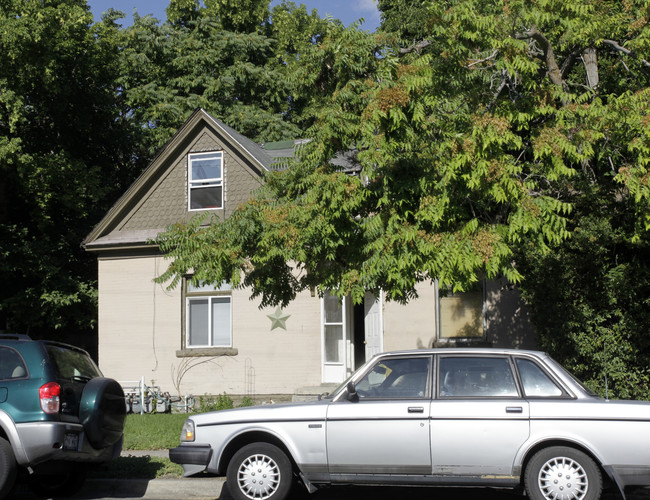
363;291;383;360
321;292;351;383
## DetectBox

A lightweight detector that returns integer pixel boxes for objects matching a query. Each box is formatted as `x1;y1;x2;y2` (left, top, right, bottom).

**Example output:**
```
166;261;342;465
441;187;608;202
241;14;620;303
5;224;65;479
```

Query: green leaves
0;0;137;335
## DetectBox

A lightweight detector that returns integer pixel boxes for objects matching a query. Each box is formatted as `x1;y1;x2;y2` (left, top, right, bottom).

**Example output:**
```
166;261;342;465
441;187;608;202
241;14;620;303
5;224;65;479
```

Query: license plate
64;432;79;451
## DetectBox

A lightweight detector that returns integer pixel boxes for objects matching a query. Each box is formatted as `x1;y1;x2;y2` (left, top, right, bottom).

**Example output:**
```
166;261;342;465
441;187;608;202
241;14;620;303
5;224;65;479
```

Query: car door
326;355;432;475
430;355;530;477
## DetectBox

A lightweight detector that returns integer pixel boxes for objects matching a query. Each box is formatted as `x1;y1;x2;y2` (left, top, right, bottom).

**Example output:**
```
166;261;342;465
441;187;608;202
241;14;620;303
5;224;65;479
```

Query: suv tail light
39;382;61;414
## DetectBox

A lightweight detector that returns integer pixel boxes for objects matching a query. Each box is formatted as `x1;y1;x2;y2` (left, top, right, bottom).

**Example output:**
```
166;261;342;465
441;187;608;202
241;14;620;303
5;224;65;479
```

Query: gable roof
83;109;273;251
83;108;358;252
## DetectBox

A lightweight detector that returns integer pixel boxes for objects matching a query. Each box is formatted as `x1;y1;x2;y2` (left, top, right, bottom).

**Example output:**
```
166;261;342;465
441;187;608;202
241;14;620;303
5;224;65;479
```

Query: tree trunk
583;47;599;89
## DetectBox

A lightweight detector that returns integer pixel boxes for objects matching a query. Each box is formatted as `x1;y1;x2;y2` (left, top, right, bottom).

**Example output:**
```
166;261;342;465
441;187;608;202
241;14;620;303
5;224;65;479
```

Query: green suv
0;334;126;498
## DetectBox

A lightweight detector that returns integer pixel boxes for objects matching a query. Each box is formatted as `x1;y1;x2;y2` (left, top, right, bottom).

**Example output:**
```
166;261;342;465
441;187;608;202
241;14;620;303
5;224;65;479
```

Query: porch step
292;384;339;402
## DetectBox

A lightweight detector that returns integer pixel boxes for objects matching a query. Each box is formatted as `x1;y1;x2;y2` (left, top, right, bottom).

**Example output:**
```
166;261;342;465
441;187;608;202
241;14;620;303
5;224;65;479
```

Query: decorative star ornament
267;307;291;331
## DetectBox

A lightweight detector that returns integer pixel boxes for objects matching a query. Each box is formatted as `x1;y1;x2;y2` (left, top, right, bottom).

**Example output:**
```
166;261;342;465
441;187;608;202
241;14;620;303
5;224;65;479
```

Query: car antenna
603;342;609;400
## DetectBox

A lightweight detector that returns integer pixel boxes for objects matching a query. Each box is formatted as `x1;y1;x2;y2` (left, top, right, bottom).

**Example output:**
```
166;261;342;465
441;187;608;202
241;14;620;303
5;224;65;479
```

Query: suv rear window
45;344;101;381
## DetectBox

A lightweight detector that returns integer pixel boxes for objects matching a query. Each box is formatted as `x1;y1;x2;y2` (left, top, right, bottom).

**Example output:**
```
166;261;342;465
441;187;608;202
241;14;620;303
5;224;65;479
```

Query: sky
86;0;381;31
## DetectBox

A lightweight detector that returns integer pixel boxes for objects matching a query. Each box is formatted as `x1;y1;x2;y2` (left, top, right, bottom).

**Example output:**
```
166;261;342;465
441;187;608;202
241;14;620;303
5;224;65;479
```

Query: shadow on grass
90;455;183;480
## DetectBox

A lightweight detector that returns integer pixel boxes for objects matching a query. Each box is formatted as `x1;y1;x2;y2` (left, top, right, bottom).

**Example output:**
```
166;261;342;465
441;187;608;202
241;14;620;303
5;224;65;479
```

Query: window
188;152;223;210
323;292;344;363
185;281;232;348
0;347;27;379
355;357;431;399
516;358;563;397
439;357;518;398
436;278;485;340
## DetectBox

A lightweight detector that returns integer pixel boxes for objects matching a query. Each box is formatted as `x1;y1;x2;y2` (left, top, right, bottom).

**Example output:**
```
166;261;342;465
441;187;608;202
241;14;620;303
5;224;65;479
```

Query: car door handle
408;407;424;413
506;406;523;413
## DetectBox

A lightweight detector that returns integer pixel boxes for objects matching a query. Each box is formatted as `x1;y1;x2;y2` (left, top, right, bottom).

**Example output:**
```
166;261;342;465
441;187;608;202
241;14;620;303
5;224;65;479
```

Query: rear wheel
0;437;16;500
525;446;602;500
226;443;292;500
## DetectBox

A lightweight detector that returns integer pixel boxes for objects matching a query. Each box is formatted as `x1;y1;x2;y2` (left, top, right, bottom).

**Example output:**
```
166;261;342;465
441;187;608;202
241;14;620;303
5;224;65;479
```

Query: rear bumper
15;421;122;467
169;444;213;476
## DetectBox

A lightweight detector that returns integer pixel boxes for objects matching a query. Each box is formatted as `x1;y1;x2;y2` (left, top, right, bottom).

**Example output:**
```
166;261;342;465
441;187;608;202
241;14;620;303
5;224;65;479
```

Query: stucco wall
97;255;535;398
97;255;323;398
382;282;437;351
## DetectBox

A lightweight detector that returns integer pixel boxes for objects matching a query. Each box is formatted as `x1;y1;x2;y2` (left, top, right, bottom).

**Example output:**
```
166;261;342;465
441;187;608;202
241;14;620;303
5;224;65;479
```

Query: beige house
83;109;535;400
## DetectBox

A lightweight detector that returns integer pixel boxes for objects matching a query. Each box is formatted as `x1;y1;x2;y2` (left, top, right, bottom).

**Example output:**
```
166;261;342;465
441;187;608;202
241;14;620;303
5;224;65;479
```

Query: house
83;109;535;401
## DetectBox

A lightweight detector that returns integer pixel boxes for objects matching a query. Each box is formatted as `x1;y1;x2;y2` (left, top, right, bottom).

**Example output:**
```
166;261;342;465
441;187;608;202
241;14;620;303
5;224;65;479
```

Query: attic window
188;151;223;210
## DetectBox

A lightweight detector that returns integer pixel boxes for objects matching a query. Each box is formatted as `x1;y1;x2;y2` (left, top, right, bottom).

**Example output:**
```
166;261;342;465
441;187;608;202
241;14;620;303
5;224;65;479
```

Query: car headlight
180;419;195;442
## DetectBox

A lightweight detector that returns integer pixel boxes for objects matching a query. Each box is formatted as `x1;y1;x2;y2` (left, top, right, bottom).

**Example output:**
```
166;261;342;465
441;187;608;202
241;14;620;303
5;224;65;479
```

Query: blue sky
86;0;381;31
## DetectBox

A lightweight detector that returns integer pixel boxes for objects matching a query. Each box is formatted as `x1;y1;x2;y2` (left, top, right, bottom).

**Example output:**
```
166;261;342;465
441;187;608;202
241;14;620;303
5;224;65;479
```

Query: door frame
321;291;383;384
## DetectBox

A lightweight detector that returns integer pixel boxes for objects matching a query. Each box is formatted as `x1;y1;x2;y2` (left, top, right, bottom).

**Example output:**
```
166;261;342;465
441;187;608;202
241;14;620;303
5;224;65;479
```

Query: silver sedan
170;348;650;500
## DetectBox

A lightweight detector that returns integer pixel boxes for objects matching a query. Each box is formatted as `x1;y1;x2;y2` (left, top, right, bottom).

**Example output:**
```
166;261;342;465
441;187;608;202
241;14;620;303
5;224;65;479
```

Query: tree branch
465;49;499;68
516;26;565;88
561;47;583;80
602;39;650;69
399;39;432;54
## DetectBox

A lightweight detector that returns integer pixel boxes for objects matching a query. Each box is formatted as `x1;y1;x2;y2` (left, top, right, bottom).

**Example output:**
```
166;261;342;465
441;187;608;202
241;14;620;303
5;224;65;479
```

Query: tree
119;6;306;149
0;0;141;337
377;0;431;42
156;0;648;339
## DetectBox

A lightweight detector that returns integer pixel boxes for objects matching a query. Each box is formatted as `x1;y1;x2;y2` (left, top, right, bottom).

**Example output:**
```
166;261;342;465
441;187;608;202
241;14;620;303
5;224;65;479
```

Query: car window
516;358;563;397
439;356;519;398
46;344;101;380
355;357;430;399
0;346;27;380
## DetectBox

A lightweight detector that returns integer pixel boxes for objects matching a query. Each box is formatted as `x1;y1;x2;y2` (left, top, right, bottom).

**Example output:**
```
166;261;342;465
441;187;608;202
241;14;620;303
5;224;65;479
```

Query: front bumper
169;444;213;476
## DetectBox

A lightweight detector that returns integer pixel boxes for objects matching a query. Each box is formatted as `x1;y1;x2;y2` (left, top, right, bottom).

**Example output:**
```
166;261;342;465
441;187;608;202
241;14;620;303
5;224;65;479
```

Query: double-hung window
188;151;223;210
186;281;232;348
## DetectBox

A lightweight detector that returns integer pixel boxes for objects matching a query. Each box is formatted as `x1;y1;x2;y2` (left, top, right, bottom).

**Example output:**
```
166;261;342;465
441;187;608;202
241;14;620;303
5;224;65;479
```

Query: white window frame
188;151;224;211
185;281;232;348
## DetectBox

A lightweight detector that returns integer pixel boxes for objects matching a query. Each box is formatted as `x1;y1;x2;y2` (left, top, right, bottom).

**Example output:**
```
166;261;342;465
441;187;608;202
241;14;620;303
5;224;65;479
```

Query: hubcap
237;453;281;499
538;456;588;500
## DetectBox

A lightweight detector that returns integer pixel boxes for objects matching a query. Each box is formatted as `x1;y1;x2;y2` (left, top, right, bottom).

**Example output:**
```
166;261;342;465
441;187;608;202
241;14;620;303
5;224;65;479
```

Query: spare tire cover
80;378;126;449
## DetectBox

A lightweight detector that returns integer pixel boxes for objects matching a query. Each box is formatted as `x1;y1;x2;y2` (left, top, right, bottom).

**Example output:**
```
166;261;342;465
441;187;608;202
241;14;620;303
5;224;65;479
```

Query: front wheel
525;446;602;500
226;442;292;500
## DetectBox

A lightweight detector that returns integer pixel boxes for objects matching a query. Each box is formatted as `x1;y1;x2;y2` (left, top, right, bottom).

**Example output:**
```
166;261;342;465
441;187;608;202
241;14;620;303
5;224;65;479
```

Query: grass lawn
123;413;189;450
91;413;191;479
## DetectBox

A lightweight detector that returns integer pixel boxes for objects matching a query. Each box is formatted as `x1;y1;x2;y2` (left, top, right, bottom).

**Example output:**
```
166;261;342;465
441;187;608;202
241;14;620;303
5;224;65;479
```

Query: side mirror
346;381;359;402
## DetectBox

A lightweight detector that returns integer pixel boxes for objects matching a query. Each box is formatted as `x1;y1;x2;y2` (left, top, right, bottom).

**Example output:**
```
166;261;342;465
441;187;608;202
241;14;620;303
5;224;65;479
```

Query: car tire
28;470;87;498
525;446;602;500
226;442;293;500
79;377;126;449
0;437;17;500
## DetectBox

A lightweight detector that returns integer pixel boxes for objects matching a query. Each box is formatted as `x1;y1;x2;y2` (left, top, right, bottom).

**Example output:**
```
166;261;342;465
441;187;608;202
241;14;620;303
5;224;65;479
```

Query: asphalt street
10;476;650;500
8;450;650;500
